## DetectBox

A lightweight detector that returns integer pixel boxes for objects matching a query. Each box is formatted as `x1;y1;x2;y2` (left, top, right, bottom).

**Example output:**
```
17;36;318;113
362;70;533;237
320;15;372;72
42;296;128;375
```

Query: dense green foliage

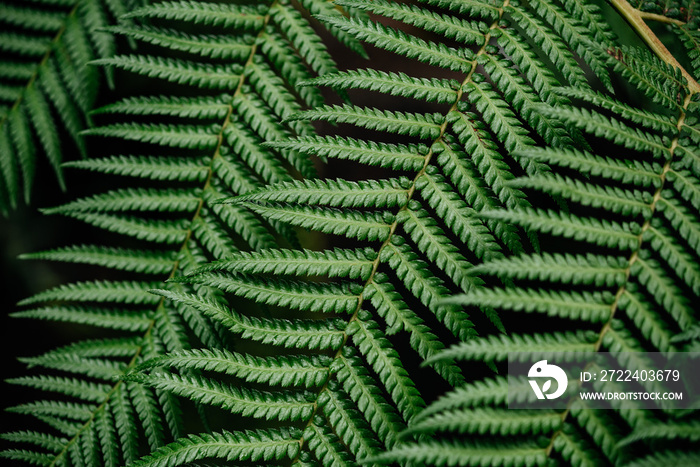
0;0;146;213
3;0;700;465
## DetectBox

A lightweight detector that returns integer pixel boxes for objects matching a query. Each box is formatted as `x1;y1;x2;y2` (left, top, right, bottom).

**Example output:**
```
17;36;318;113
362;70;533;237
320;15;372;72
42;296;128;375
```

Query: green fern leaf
128;429;300;467
7;0;700;466
0;0;134;211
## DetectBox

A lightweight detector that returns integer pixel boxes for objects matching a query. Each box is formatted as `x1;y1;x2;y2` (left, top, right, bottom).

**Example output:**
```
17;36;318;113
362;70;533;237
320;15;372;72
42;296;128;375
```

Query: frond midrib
542;82;694;461
37;3;284;462
289;0;513;458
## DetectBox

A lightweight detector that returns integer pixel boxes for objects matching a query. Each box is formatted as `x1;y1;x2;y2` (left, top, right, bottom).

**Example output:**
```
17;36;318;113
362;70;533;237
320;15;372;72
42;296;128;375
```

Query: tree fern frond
18;280;162;306
305;69;460;104
64;155;210;182
51;211;189;244
504;6;588;88
21;246;177;275
511;174;653;217
267;136;427;170
540;105;670;157
384;33;700;467
0;449;54;466
8;376;110;403
365;439;548;466
12;305;151;331
128;429;300;467
107;25;253;60
347;313;425;421
124;372;314;422
294;104;443;139
528;0;612;89
404;408;563;436
555;86;678;132
150;289;347;350
620;420;700;445
317;14;474;72
1;431;66;454
241;202;394;241
94;55;243;90
0;0;133;211
626;451;700;467
20;353;125;380
480;208;640;249
43;188;200;214
134;348;330;388
336;0;488;45
468;252;628;286
426;331;598;363
446;287;613;322
192;248;376;280
4;0;351;464
83;123;219;149
175;273;360;314
231;178;411;208
123;1;266;28
93;95;231;119
7;0;700;466
518;147;663;187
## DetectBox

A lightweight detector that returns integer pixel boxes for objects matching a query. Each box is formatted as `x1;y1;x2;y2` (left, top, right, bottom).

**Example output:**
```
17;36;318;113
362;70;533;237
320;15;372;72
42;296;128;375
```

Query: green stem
610;0;700;93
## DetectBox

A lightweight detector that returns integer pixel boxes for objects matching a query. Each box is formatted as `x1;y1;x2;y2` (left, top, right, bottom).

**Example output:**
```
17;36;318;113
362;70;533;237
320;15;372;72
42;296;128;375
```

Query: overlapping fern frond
5;0;700;465
104;0;667;465
0;0;140;213
373;24;700;467
2;0;353;464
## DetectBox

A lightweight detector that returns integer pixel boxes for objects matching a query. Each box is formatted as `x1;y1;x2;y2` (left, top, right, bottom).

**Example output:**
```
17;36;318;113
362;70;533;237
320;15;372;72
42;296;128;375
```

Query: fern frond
134;348;330;388
306;69;460;104
446;287;613;322
127;429;300;467
365;439;548;466
176;273;360;314
293;105;443;139
94;55;242;90
83;123;219;149
336;0;488;45
318;14;474;72
390;35;700;467
123;1;266;28
193;248;376;280
518;147;662;187
4;0;349;464
107;25;253;60
64;155;209;182
242;202;394;241
151;289;346;351
231;178;410;208
93;95;231;119
511;174;653;217
266;136;426;170
468;252;628;286
480;208;640;249
124;372;314;422
21;246;177;274
403;408;563;436
0;0;133;211
426;331;598;362
541;105;670;157
7;0;700;466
